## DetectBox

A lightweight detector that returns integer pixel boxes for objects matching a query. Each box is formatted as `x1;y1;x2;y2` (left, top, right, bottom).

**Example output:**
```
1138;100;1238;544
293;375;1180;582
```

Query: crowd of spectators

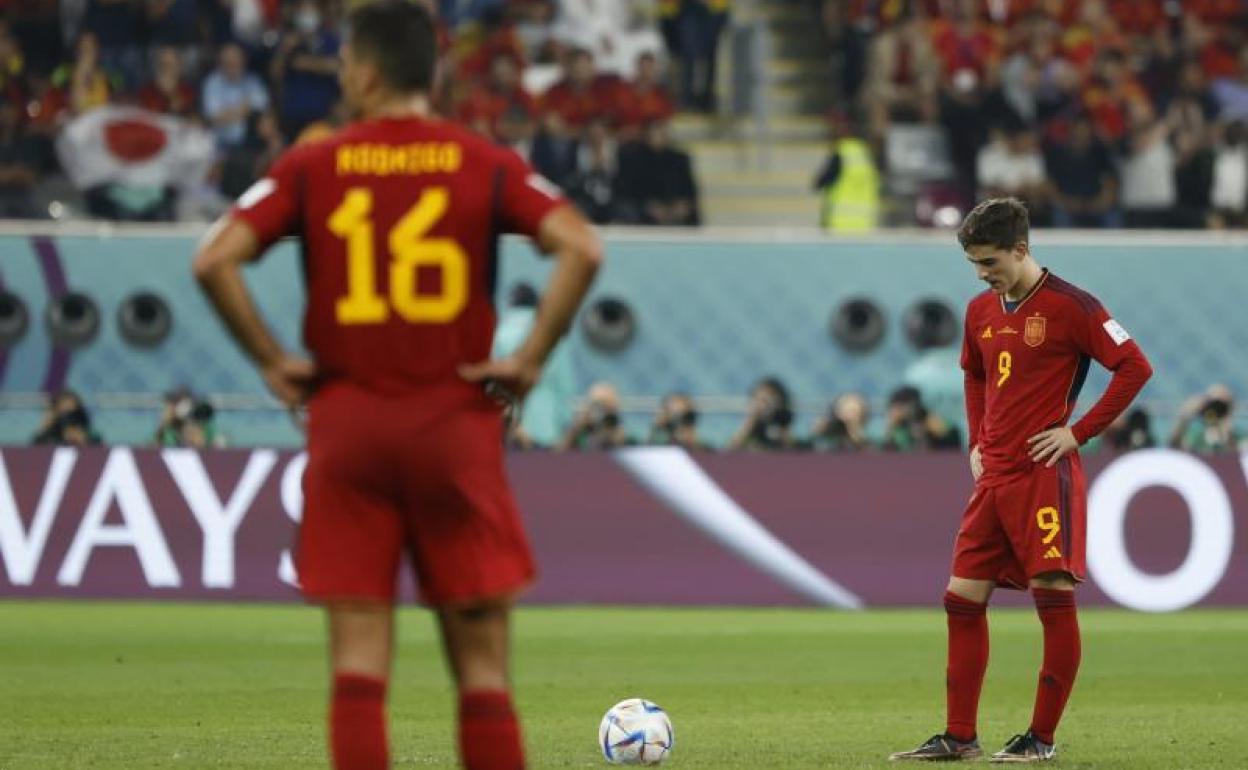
819;0;1248;227
0;0;715;224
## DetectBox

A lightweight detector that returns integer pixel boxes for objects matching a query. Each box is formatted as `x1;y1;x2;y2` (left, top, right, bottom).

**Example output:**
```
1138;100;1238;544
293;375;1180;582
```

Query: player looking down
193;3;602;768
890;198;1152;763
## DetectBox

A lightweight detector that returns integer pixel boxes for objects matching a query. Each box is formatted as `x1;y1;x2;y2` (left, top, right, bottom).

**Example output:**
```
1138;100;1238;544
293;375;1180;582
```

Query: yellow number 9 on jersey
1036;506;1060;544
330;186;469;325
997;350;1012;388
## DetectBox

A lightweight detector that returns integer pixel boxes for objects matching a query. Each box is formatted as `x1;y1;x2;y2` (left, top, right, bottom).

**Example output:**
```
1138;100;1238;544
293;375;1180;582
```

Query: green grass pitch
1;603;1245;769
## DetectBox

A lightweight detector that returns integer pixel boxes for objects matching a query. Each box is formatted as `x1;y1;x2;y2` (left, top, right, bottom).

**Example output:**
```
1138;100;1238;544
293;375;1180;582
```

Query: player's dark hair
957;197;1030;251
347;0;436;94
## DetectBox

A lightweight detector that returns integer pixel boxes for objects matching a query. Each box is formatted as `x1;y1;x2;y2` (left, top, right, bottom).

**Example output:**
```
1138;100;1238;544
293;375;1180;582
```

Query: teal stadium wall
1;228;1245;445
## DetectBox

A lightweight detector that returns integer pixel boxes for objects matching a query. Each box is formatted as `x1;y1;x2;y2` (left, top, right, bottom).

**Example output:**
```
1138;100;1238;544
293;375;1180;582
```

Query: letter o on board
1088;449;1234;612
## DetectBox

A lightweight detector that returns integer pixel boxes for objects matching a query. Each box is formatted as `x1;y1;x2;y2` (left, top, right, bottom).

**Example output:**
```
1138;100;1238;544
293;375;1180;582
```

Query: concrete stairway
673;1;838;227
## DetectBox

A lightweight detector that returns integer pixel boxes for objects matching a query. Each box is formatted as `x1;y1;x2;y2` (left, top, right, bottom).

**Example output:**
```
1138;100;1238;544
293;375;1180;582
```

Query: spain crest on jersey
1024;315;1046;347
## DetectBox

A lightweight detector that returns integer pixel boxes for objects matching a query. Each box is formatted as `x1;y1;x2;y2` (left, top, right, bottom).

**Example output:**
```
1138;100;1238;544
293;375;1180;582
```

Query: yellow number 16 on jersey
329;186;469;325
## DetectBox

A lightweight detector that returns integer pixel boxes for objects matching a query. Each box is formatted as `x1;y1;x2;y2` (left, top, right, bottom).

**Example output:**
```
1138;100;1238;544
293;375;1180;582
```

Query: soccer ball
598;698;674;765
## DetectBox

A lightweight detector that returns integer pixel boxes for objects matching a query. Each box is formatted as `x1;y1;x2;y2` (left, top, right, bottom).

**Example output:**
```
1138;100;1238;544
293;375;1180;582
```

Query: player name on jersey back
336;142;463;176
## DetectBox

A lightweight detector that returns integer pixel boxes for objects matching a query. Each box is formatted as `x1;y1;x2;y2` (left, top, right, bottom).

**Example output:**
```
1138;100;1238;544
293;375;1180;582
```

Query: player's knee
1029;571;1076;591
327;604;393;677
440;601;511;690
946;576;993;604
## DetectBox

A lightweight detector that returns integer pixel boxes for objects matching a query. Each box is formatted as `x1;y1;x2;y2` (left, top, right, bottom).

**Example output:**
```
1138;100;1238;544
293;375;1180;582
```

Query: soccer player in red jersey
192;3;602;769
890;198;1152;763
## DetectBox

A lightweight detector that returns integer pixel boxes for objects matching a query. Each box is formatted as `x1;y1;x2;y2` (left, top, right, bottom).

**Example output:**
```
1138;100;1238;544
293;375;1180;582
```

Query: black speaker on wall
118;291;173;348
0;289;29;348
904;297;958;350
830;297;886;353
45;291;100;349
581;296;637;353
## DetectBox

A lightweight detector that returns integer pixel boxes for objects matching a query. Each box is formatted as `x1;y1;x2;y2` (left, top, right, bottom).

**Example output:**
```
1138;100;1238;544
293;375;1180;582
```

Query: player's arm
960;310;987;479
1068;343;1152;446
193;220;316;407
192;152;315;407
460;152;603;400
460;205;602;399
517;207;603;364
1029;310;1153;466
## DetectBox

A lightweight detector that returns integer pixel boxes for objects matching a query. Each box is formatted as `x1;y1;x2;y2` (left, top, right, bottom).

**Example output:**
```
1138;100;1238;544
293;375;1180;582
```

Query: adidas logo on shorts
1044;546;1062;559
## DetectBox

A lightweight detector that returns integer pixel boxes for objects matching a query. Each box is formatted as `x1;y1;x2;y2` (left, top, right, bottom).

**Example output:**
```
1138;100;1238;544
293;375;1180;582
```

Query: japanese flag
55;105;215;191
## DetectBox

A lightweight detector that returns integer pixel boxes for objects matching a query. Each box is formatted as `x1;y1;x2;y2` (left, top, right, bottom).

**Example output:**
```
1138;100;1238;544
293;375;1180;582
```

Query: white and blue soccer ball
598;698;674;765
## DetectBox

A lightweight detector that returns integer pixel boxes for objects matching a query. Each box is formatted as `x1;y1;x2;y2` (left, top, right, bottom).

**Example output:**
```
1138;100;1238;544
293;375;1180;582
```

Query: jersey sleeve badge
1102;318;1131;346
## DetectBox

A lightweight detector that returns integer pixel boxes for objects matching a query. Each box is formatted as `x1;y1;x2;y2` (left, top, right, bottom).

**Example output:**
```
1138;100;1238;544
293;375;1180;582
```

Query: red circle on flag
104;118;168;163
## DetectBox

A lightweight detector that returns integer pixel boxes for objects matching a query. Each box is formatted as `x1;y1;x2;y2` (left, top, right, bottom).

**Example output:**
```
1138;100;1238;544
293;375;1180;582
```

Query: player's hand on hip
459;355;542;404
1027;426;1078;467
262;355;317;408
969;444;983;481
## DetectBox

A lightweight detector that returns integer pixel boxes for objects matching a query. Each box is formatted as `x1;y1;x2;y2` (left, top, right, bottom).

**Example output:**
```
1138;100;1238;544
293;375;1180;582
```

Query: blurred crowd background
4;0;1248;453
2;0;1246;228
0;0;715;224
815;0;1248;229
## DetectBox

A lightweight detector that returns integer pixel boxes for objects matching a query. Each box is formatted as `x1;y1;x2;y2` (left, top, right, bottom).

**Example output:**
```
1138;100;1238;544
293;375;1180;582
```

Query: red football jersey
231;115;565;394
961;270;1146;485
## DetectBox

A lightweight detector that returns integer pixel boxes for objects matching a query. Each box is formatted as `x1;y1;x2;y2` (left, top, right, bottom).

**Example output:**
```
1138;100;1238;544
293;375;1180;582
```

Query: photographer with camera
31;390;103;447
1168;384;1240;454
648;392;710;451
728;376;797;451
558;381;633;451
1102;407;1157;451
882;385;962;452
809;391;871;452
155;388;227;449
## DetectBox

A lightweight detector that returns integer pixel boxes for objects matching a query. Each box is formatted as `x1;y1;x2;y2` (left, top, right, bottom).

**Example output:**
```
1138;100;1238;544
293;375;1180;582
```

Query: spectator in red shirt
136;46;197;117
615;52;675;139
458;51;537;144
540;48;611;131
1059;0;1129;75
929;0;1001;80
1184;12;1240;81
454;12;528;86
1081;49;1153;142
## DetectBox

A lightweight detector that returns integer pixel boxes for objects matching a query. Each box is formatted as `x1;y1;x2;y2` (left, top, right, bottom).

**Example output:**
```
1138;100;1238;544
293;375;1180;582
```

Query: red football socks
330;673;389;770
944;590;989;742
1030;588;1081;744
459;690;525;770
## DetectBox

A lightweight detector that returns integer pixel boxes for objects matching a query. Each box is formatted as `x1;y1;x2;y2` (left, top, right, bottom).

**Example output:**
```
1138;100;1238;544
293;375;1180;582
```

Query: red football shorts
298;381;535;606
951;455;1086;589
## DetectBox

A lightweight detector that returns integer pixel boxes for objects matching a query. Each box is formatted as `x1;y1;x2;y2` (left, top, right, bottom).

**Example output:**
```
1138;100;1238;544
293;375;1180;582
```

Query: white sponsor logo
2;448;1244;612
58;449;180;587
236;177;276;209
614;447;863;609
1102;318;1131;346
0;448;305;590
163;449;276;587
278;452;307;587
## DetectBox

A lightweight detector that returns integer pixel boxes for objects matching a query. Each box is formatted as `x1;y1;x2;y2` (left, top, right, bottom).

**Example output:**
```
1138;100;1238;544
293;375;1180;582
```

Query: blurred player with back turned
193;3;602;768
890;198;1152;763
